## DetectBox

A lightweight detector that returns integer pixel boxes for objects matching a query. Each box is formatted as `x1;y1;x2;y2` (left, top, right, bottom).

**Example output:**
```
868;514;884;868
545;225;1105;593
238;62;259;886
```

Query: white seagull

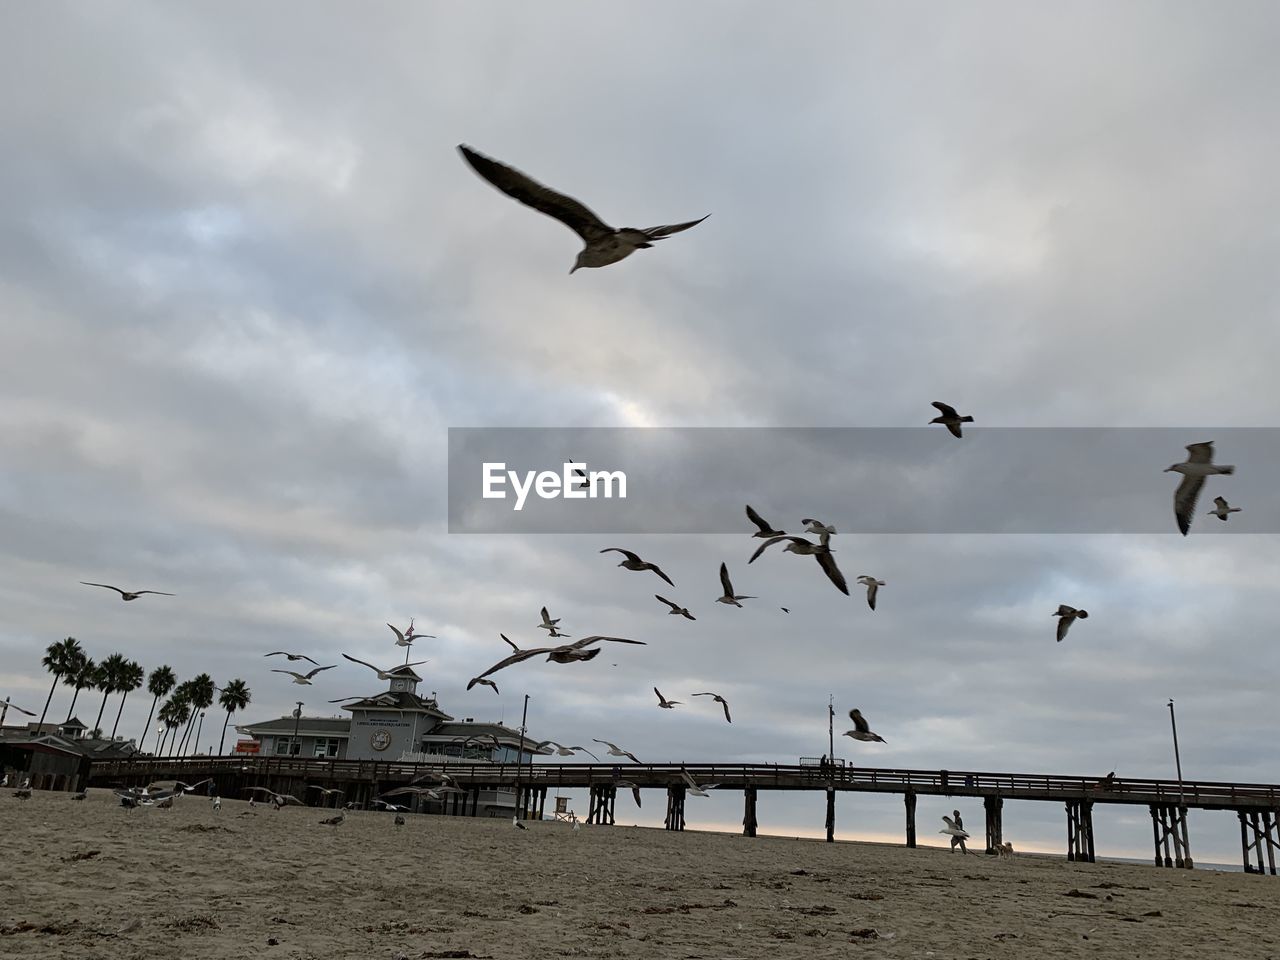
1165;441;1235;536
856;576;886;611
716;562;756;607
265;651;319;665
601;548;675;587
271;665;337;685
535;741;600;761
654;688;681;710
468;635;645;687
1207;496;1242;522
749;536;849;596
654;595;696;620
940;815;970;839
802;518;836;536
388;622;435;647
843;708;887;743
929;401;974;438
537;607;562;632
1053;605;1089;643
342;654;430;680
458;144;709;274
680;767;721;798
591;739;643;764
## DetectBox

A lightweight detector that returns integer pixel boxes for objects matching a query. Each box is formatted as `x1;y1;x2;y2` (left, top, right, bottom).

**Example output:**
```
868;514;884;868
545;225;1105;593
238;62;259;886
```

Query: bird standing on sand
394;814;406;826
513;816;528;830
1208;496;1242;522
1166;441;1235;536
1053;605;1089;642
716;562;756;607
929;402;974;438
843;709;886;743
654;595;696;620
856;576;885;611
654;688;680;710
746;505;785;539
80;582;174;601
272;665;337;685
601;548;675;586
691;692;732;723
458;144;708;274
320;811;345;826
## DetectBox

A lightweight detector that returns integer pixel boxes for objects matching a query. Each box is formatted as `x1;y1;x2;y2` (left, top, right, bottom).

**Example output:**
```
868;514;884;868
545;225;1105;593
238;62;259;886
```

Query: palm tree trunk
37;673;60;730
65;685;84;723
219;710;233;755
93;688;110;737
192;712;205;756
110;690;130;740
142;696;160;752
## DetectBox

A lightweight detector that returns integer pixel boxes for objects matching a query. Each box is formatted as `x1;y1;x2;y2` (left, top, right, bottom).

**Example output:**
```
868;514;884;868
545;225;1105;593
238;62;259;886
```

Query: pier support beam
904;790;917;848
743;787;757;838
665;784;686;831
984;795;1004;855
586;785;616;825
1066;799;1095;862
1149;804;1193;868
825;786;835;843
1238;809;1279;875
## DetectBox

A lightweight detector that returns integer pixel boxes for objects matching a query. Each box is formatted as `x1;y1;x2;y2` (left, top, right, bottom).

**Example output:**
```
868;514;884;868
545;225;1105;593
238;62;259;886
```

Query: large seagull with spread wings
458;145;708;273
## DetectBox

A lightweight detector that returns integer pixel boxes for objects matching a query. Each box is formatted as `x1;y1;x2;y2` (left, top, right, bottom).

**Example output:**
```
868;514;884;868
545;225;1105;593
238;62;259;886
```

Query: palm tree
92;653;129;739
157;697;190;755
171;679;196;754
37;637;84;731
63;653;96;724
110;659;145;740
140;665;175;752
184;674;216;755
217;679;252;754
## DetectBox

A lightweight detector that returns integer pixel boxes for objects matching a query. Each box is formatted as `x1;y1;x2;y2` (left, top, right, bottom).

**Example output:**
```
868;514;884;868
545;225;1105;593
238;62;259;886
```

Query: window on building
313;737;340;758
274;737;293;756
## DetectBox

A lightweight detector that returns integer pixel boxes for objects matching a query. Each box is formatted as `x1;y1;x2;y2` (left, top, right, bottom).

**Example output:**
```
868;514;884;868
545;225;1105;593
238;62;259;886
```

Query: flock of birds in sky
5;145;1248;826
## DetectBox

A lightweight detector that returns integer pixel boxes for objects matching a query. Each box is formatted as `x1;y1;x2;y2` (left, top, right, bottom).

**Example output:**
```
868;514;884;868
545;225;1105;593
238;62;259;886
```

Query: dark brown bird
80;582;174;601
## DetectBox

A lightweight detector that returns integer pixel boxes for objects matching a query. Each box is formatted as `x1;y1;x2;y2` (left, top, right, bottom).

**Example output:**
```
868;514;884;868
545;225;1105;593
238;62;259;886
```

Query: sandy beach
0;790;1276;960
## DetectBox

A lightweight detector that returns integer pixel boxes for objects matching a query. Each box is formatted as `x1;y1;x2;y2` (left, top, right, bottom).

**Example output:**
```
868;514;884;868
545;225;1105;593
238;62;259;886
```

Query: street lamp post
515;694;529;820
293;701;303;757
1168;699;1184;806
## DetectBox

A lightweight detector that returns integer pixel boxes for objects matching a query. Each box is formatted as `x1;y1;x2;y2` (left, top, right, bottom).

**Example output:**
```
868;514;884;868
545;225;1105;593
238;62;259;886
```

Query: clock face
370;730;392;751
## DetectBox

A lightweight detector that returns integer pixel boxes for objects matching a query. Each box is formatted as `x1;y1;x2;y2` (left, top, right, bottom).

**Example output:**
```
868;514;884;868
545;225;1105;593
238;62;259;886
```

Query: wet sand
1;789;1277;959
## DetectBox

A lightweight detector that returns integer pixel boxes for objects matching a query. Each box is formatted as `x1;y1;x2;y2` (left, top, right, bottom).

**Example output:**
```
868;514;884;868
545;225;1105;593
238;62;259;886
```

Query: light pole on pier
515;694;530;820
293;701;303;757
1168;699;1184;806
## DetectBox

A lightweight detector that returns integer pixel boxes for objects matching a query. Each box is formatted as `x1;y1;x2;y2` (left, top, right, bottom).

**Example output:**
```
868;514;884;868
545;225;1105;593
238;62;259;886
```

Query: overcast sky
3;1;1279;863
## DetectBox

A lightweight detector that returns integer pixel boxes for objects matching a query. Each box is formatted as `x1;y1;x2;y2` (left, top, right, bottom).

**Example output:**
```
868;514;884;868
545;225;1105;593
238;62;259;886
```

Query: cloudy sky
3;2;1279;862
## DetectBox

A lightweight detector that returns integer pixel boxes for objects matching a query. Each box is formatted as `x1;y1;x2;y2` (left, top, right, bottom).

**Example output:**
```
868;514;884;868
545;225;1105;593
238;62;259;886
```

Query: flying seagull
1208;496;1242;521
601;548;675;587
307;785;346;801
680;767;721;798
856;575;886;611
1165;441;1235;536
691;692;732;723
467;677;500;694
654;595;695;620
654;688;681;710
245;787;303;807
802;519;836;536
537;607;561;631
388;622;435;647
929;401;974;439
272;665;337;685
843;708;886;743
591;739;643;764
614;780;643;808
745;504;785;539
265;652;319;665
458;144;708;273
748;536;849;596
80;582;174;601
469;635;646;687
716;562;756;607
535;741;600;761
341;653;430;680
1053;605;1089;643
940;815;970;839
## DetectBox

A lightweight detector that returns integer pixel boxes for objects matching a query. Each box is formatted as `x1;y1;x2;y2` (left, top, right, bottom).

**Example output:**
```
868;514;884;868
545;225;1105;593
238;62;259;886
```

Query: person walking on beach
950;809;967;854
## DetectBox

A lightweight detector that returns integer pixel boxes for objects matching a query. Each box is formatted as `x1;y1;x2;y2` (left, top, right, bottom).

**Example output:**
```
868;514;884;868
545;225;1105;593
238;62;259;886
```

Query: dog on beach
996;841;1015;858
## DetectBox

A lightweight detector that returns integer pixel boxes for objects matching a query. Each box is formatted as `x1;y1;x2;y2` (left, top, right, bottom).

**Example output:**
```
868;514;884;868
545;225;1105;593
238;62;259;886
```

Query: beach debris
60;849;100;862
1064;889;1099;899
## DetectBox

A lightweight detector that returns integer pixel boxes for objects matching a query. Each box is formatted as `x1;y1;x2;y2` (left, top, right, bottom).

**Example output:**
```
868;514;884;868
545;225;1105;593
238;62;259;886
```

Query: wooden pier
87;756;1280;873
